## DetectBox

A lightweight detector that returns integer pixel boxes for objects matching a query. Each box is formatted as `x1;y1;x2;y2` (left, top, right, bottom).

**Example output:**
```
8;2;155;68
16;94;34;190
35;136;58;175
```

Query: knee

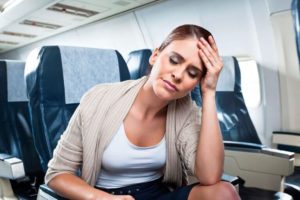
218;182;240;200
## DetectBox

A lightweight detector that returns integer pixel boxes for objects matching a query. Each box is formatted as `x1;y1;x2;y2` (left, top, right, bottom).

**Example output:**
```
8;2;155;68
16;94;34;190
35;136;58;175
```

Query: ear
149;48;160;65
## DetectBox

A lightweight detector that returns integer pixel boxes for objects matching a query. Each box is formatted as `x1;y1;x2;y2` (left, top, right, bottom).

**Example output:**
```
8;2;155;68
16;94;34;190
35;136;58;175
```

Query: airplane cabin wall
270;3;300;133
0;0;295;147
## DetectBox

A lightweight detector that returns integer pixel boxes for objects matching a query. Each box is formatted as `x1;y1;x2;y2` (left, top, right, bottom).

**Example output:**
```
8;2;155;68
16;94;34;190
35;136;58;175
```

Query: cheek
176;82;198;98
183;78;199;91
148;63;160;81
156;57;172;74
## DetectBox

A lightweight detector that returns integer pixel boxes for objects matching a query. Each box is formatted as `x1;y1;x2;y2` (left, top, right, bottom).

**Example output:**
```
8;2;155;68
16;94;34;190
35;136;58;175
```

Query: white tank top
95;123;166;189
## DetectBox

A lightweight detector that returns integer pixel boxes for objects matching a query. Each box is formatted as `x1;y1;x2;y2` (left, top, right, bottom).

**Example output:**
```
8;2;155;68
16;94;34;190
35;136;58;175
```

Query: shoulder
78;77;147;113
76;79;139;122
80;78;139;103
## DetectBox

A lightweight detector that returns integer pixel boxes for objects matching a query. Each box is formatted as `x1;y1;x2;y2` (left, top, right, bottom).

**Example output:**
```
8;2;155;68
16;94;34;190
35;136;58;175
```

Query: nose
171;66;184;82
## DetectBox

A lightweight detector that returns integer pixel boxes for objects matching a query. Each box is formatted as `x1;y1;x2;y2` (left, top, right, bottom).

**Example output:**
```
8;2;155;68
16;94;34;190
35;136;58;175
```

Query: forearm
195;92;224;185
48;173;110;200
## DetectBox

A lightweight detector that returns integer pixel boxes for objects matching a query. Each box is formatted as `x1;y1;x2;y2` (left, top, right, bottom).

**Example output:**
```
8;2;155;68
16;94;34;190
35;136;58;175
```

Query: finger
198;41;217;67
208;36;219;54
198;39;223;69
206;36;223;67
208;38;223;69
199;37;218;58
198;39;219;65
198;49;214;70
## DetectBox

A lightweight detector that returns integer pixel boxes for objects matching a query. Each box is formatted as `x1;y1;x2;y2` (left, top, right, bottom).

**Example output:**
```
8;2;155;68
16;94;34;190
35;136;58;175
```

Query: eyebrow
170;51;203;72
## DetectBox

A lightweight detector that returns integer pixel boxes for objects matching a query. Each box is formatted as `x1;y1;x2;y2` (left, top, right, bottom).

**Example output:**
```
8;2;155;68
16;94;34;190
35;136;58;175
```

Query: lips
163;79;178;92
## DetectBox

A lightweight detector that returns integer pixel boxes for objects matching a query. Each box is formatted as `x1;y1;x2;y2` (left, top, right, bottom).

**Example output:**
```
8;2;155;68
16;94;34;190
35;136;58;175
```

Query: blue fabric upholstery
25;46;130;171
0;60;43;199
127;49;152;79
0;60;42;175
126;50;261;144
192;57;261;143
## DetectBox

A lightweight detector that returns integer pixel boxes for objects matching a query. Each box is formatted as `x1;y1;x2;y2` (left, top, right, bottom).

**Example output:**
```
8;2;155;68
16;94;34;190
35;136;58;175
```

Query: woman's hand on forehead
197;36;223;94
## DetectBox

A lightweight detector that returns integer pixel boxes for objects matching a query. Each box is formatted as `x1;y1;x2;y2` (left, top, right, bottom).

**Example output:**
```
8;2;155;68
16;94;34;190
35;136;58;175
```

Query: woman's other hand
197;36;223;95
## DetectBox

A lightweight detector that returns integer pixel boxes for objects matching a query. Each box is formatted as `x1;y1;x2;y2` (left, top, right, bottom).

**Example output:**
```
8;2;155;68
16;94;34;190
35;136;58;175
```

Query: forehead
163;38;202;68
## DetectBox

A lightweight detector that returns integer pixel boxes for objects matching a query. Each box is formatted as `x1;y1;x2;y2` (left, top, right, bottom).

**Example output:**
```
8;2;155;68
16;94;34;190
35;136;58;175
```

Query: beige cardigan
45;76;201;188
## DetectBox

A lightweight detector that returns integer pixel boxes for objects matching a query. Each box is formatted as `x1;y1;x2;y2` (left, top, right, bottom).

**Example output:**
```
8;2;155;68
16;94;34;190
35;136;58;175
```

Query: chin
156;93;173;101
153;89;172;101
153;82;183;101
157;91;182;101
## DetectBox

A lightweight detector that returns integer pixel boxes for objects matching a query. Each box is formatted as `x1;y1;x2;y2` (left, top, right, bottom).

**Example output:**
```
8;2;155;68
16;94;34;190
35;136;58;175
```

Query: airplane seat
0;60;44;199
273;133;300;198
192;57;262;143
126;48;152;79
187;56;296;199
24;45;130;200
126;49;295;199
199;56;295;199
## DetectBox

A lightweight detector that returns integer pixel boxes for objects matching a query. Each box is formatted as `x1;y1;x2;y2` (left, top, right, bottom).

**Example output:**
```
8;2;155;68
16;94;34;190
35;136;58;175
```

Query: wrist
202;91;216;99
89;189;111;200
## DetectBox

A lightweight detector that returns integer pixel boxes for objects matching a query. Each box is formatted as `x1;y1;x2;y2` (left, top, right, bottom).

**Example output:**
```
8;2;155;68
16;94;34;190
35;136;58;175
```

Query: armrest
189;173;242;186
224;141;265;150
221;174;244;186
0;153;25;179
273;131;300;148
38;184;67;200
224;141;294;159
273;131;300;136
223;141;295;191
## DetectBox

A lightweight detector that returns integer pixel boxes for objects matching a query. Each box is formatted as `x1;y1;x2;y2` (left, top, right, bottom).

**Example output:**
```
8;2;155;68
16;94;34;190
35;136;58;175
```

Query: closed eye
169;57;179;65
188;68;199;79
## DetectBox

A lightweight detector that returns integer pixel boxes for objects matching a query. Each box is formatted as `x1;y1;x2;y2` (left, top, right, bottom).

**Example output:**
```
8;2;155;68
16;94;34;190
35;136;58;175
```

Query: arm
48;173;110;200
45;105;103;199
194;36;224;185
45;92;134;200
195;91;224;185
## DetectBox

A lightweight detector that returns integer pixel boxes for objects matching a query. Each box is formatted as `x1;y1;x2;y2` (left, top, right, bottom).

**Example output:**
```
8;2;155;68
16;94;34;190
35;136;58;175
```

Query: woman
45;24;240;200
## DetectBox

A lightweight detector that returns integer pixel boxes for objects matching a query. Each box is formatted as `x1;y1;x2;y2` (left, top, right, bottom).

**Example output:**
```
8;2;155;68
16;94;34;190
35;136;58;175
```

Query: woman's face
148;38;205;101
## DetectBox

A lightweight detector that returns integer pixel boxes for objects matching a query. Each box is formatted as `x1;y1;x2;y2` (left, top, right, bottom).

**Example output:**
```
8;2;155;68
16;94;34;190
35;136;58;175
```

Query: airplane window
292;0;300;71
238;58;261;108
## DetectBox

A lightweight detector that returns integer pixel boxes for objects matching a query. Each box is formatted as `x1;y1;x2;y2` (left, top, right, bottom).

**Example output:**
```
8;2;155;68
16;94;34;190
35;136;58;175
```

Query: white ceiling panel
58;0;110;12
27;9;83;26
0;33;29;42
5;23;54;35
0;0;162;53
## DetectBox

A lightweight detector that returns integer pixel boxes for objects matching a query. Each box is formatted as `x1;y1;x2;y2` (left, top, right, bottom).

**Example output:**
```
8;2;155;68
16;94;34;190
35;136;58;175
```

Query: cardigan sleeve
176;103;202;176
44;84;105;185
44;103;84;185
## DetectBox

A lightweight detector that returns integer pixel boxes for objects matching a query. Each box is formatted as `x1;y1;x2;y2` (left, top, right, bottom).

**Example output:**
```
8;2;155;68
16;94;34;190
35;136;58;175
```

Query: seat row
0;46;298;200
